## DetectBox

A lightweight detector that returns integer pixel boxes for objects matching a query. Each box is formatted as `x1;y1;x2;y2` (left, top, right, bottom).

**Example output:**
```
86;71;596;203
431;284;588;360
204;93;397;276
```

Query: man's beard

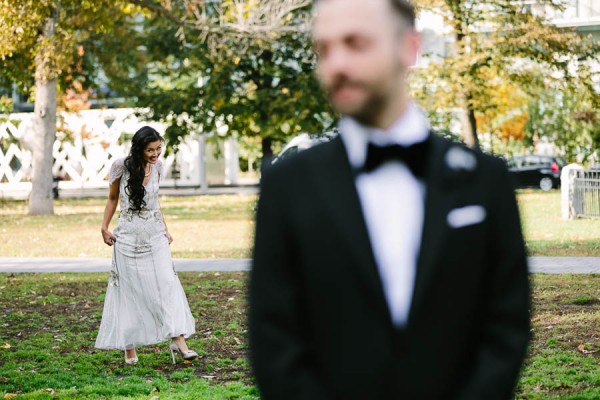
326;76;388;127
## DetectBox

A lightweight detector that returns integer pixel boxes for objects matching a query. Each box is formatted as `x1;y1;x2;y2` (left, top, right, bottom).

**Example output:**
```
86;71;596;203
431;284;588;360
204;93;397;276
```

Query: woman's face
143;140;163;164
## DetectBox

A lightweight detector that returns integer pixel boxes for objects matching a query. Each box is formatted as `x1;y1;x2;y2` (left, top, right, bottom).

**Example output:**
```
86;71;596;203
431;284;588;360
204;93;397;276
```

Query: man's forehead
312;0;393;40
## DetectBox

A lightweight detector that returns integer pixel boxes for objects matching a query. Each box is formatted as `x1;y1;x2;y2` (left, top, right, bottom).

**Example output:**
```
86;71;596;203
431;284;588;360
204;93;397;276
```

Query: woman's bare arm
101;179;120;246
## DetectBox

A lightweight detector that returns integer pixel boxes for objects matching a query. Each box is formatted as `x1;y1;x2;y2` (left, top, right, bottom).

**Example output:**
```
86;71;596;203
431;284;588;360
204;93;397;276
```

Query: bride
95;126;197;365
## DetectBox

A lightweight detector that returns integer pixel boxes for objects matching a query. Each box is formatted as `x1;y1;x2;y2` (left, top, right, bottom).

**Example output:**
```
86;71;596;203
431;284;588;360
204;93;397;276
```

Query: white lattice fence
0;109;208;193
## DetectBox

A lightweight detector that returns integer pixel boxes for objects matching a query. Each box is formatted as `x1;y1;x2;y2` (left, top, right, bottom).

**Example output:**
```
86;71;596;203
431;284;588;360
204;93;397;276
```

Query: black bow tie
361;140;430;178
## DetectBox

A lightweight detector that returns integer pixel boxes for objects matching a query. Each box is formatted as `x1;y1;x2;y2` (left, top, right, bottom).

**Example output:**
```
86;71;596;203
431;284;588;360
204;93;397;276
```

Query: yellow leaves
1;342;11;349
3;394;18;399
499;114;528;141
212;99;225;109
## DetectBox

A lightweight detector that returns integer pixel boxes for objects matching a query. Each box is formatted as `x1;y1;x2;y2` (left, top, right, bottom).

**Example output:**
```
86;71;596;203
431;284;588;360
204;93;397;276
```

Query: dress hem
94;331;195;351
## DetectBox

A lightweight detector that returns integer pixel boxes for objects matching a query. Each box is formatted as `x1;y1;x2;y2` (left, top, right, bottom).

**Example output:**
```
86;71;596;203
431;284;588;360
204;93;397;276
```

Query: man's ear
399;29;421;68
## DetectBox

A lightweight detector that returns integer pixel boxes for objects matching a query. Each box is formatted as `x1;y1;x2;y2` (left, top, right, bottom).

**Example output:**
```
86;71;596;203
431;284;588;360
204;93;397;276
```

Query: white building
549;0;600;41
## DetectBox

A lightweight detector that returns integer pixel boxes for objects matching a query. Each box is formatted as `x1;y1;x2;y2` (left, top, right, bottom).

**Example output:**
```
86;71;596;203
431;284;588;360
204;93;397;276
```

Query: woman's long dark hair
124;126;164;211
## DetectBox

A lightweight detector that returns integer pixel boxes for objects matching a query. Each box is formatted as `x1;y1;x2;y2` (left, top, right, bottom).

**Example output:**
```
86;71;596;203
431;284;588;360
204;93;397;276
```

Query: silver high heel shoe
169;341;198;364
124;349;138;365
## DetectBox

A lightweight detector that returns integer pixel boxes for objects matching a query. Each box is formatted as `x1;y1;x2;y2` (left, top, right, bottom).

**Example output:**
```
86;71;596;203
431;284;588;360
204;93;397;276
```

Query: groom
248;0;530;399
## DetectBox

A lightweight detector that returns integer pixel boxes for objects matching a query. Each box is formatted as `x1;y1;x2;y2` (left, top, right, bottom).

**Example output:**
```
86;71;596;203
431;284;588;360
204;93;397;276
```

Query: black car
506;155;565;191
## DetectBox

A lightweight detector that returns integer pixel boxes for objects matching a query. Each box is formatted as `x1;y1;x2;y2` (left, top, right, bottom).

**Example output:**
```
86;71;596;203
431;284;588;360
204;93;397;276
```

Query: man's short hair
389;0;416;28
316;0;416;28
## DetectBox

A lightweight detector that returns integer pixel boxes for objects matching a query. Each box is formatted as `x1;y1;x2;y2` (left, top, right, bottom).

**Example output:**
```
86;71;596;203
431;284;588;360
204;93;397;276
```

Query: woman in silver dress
96;126;197;365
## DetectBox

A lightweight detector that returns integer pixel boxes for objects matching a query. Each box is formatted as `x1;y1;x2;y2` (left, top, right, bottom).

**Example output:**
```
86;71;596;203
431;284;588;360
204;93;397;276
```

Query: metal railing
572;170;600;218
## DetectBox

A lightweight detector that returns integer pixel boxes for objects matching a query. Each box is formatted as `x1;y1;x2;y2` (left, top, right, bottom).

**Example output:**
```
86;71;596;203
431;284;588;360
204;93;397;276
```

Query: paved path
0;257;251;273
0;257;598;274
0;185;259;201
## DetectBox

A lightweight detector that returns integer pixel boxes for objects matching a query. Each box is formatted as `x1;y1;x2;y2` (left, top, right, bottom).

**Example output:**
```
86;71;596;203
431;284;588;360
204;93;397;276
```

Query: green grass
0;272;257;399
1;273;598;399
517;274;600;399
0;195;256;259
517;189;600;257
1;190;598;259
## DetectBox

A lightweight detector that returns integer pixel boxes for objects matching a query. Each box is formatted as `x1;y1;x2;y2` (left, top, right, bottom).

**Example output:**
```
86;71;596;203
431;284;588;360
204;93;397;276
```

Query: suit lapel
308;137;392;325
409;134;453;322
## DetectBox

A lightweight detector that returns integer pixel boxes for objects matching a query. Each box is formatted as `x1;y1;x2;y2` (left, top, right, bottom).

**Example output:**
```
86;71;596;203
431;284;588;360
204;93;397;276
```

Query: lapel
409;134;454;323
308;137;393;326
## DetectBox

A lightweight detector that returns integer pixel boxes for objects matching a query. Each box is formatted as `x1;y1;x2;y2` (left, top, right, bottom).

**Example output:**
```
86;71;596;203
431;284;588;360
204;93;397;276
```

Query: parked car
506;155;566;191
272;132;337;165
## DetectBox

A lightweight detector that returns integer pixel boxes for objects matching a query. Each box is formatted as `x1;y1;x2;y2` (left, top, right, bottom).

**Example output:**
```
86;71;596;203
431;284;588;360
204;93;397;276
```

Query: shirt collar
339;103;430;169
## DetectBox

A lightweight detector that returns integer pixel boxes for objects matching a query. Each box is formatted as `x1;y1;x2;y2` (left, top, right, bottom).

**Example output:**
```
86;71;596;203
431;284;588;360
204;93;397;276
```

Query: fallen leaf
1;343;10;349
183;360;192;364
577;344;596;354
41;389;56;395
4;394;18;399
201;375;216;379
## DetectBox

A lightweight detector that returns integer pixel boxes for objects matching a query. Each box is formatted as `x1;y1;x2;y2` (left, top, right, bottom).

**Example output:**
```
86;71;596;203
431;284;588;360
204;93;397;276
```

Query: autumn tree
0;0;145;214
413;0;599;149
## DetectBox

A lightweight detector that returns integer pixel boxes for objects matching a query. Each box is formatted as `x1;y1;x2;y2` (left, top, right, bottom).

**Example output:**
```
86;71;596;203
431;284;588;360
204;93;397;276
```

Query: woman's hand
165;231;173;245
101;228;116;246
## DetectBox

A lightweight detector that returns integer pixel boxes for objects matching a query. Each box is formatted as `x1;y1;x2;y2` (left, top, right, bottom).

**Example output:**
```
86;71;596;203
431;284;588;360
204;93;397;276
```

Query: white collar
339;103;430;168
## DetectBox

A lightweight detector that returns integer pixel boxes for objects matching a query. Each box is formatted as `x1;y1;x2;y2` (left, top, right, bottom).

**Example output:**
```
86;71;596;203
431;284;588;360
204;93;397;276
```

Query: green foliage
0;0;138;86
130;1;336;159
0;96;13;113
412;0;600;153
0;0;154;115
526;83;599;163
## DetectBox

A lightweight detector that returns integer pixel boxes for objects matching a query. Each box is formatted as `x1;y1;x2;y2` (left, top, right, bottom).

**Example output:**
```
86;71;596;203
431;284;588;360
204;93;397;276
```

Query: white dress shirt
339;104;430;327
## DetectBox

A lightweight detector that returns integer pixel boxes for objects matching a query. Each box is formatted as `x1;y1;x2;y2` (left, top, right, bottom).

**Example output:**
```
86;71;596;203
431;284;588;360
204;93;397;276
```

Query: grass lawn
0;189;598;258
0;272;256;399
517;190;600;257
0;195;256;259
0;273;598;399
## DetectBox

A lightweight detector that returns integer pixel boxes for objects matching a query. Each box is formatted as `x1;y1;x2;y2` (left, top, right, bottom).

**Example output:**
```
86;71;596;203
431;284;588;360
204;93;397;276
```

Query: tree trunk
28;15;58;215
464;97;480;149
449;7;480;150
261;137;273;171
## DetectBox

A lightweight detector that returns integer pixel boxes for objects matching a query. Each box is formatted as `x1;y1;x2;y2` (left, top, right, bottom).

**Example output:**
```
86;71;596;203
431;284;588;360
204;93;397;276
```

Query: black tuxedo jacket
249;134;530;400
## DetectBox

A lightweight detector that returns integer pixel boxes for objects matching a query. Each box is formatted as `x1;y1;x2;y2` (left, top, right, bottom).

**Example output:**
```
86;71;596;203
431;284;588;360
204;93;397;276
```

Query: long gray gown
95;158;196;350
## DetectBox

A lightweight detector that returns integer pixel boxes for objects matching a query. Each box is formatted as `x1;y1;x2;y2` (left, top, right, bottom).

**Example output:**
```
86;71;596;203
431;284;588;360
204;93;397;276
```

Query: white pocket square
447;205;487;228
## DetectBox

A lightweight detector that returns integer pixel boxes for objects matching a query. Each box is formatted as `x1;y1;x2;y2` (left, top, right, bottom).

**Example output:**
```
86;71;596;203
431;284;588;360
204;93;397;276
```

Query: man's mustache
327;76;367;93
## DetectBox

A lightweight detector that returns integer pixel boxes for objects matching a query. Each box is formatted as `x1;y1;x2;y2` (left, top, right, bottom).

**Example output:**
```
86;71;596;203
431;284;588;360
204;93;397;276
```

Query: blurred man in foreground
249;1;530;398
